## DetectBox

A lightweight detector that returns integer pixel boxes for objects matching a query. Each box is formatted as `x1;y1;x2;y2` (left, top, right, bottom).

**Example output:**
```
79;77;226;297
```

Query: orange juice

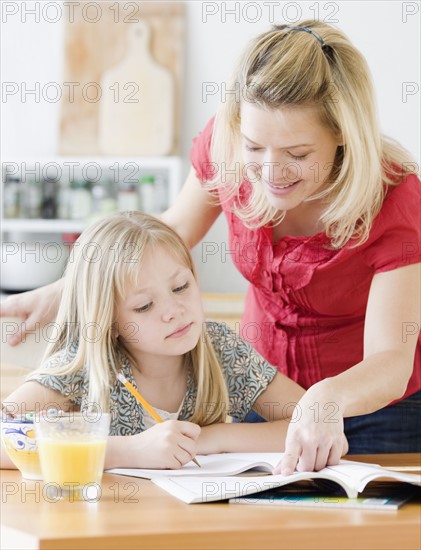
38;438;107;487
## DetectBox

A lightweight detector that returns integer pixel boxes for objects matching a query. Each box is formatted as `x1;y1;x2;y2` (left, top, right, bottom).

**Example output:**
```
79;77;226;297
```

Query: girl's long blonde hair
37;212;229;424
209;20;418;248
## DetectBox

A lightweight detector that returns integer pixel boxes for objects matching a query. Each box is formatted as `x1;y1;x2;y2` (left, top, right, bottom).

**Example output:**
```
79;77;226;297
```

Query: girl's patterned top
28;322;277;436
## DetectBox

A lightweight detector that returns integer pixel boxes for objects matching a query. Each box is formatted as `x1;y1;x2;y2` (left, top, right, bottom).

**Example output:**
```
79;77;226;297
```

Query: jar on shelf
153;173;168;213
91;179;117;216
139;175;155;214
118;182;139;212
3;176;21;218
70;180;92;220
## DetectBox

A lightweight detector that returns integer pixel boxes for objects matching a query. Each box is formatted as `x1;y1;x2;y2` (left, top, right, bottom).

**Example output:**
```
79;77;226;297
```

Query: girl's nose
161;297;185;323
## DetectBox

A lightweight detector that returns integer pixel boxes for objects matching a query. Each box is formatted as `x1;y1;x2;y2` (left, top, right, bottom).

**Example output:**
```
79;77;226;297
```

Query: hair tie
287;25;325;46
274;24;334;60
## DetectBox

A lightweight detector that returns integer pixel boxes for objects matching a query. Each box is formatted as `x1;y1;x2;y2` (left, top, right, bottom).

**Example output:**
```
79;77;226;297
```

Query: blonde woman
2;21;420;472
1;212;309;470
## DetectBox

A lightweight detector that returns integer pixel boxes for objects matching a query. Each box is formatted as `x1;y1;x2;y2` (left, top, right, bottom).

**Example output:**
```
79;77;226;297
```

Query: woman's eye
134;303;152;313
173;282;189;293
289;153;308;160
244;144;263;152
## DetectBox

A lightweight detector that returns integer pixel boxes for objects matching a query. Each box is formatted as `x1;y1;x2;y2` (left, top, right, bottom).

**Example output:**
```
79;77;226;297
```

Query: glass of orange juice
36;411;110;501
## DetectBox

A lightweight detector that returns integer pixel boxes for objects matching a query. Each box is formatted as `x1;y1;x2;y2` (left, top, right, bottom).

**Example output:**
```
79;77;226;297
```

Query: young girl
2;21;420;473
1;212;314;471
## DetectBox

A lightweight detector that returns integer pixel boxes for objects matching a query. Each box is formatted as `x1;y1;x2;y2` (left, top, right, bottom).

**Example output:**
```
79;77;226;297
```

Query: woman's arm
160;166;222;248
0;279;64;346
277;262;421;475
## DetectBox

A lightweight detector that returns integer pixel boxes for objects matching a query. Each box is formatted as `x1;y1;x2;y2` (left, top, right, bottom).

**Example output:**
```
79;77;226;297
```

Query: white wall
2;1;420;292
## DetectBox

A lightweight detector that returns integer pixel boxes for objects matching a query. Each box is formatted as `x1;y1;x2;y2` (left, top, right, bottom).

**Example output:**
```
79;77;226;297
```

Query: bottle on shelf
139;175;155;214
23;178;42;219
41;178;57;219
57;178;72;220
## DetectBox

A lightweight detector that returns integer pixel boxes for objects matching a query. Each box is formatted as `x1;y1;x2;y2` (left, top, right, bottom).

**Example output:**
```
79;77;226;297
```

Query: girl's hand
273;386;348;475
0;279;63;346
128;420;201;469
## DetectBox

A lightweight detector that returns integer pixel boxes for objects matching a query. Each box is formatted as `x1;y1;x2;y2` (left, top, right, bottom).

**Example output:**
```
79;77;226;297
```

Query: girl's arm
1;382;201;471
277;262;421;475
197;372;305;455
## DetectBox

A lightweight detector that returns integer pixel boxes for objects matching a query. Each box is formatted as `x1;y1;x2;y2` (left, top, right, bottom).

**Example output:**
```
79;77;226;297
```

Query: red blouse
191;117;421;401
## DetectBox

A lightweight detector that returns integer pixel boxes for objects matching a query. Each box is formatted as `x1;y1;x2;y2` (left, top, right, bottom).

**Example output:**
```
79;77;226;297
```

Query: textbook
228;481;418;511
107;452;421;504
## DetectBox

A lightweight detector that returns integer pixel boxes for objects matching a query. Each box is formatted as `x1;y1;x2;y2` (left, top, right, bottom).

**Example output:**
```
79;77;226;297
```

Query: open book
107;452;420;504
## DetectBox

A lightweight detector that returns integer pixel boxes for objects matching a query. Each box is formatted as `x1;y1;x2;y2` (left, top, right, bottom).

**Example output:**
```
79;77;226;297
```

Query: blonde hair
36;212;229;425
209;21;417;248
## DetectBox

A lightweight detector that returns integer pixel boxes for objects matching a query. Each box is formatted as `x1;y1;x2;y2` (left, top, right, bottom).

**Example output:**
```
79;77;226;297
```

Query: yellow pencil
117;372;201;467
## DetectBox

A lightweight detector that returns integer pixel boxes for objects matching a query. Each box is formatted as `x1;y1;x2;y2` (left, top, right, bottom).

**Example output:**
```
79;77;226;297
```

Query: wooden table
1;454;420;550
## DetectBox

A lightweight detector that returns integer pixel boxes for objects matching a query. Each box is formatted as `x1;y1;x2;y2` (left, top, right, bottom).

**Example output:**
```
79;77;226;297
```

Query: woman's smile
264;178;302;195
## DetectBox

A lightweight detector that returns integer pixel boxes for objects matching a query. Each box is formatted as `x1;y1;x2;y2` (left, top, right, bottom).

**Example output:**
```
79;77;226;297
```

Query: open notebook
107;452;282;479
107;452;421;504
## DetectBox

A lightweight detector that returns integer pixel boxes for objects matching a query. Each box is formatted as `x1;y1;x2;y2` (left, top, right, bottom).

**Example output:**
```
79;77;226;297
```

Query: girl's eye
134;303;152;313
173;282;189;293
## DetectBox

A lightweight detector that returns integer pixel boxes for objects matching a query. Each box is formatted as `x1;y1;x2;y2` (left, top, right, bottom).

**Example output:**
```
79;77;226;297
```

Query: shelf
1;219;87;233
1;156;185;233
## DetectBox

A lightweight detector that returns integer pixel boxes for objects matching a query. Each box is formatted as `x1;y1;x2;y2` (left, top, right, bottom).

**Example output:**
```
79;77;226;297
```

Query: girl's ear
111;321;119;339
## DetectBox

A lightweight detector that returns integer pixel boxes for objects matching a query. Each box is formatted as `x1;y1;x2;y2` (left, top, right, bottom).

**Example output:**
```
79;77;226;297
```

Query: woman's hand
273;383;348;475
0;279;63;345
108;420;201;470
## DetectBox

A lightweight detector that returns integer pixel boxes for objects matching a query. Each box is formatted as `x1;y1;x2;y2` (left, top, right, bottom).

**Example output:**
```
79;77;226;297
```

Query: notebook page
107;452;282;479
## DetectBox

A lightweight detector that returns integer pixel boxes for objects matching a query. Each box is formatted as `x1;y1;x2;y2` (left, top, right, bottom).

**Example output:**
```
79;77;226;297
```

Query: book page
107;452;282;479
327;462;421;493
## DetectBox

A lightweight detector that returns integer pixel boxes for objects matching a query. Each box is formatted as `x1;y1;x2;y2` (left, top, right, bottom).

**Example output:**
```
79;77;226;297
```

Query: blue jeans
344;389;421;454
241;389;421;454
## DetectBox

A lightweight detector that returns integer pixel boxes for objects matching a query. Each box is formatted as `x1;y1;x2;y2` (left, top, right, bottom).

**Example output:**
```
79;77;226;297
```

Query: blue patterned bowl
1;416;42;480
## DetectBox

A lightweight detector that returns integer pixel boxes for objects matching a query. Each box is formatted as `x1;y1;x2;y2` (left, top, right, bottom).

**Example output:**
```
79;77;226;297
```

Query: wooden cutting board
98;20;174;156
59;2;184;156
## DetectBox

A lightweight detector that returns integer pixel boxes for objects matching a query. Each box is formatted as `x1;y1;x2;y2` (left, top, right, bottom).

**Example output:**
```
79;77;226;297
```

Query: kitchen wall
2;1;420;292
